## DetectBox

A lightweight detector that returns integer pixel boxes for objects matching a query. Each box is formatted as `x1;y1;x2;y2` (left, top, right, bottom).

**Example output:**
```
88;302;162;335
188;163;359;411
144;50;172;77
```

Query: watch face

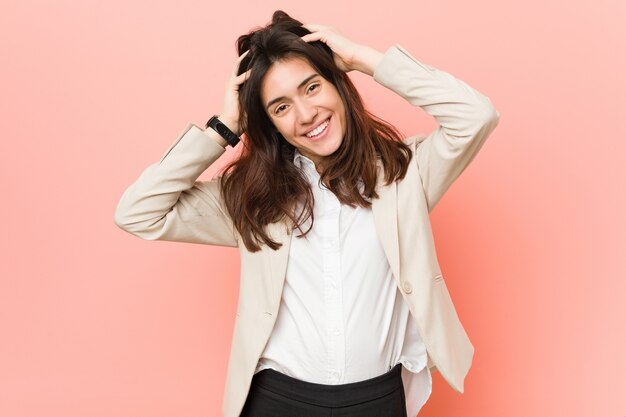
206;116;238;146
217;123;228;135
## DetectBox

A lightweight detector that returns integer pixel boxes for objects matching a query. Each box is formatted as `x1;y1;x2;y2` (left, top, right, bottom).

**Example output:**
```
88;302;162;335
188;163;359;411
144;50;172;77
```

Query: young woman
114;10;500;417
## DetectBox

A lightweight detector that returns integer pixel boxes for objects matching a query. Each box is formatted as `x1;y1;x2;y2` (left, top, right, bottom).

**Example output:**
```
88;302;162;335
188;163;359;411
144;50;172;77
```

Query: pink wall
1;1;624;416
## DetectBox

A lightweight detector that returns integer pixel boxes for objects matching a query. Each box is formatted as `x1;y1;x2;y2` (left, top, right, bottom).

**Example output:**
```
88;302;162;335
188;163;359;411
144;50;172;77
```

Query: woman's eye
274;84;319;114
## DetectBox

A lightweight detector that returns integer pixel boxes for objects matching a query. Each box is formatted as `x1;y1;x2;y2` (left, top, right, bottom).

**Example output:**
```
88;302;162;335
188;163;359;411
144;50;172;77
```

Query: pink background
1;0;624;416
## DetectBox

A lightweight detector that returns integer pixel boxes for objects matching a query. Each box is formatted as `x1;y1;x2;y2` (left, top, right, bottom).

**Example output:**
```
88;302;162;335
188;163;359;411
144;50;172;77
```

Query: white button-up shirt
255;149;432;416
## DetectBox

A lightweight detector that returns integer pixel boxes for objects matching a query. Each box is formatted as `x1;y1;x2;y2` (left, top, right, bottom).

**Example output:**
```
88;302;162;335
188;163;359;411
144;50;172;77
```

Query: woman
114;10;500;417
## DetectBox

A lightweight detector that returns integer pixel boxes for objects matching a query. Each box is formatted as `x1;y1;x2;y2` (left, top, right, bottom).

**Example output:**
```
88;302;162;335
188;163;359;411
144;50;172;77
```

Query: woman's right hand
218;50;252;136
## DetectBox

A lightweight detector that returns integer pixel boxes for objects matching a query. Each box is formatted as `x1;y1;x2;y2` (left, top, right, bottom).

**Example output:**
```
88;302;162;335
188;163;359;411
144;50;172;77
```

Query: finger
232;49;250;74
301;31;325;43
233;68;252;85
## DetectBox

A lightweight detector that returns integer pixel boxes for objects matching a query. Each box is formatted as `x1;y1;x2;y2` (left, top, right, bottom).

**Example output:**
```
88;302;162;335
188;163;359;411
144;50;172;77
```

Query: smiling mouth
304;117;330;138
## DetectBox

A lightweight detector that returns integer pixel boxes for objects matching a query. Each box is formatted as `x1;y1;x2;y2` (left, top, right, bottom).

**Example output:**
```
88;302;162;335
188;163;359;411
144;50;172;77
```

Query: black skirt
240;363;407;417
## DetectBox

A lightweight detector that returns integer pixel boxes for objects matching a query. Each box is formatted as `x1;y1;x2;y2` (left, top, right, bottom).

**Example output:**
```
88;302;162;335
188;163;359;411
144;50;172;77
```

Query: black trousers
239;363;407;417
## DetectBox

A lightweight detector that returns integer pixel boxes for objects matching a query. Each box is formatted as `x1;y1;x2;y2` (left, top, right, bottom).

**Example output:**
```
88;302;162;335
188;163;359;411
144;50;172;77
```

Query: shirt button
333;329;340;335
402;281;413;294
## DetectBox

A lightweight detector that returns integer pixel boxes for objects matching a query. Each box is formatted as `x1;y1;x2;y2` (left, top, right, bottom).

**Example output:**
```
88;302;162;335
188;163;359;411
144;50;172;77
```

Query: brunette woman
115;10;500;417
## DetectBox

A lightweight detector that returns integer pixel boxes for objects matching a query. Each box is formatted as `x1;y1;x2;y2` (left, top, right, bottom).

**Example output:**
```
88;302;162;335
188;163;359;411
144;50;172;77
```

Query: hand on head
219;49;252;136
300;23;363;73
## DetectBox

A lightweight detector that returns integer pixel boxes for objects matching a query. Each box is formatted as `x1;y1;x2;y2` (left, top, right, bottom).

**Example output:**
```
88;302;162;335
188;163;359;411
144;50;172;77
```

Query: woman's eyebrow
265;74;320;110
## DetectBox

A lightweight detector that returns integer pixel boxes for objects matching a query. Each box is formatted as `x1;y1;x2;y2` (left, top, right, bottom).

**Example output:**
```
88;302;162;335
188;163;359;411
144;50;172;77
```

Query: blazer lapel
371;160;401;284
263;219;292;312
262;160;401;312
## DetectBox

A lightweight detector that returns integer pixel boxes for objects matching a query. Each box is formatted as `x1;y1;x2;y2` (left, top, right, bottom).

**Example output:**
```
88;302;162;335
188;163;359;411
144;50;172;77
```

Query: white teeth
305;119;329;138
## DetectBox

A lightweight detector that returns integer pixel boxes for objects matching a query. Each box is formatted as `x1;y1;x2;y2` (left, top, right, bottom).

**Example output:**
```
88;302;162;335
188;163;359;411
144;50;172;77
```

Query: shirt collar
292;148;367;196
293;148;325;189
293;148;316;171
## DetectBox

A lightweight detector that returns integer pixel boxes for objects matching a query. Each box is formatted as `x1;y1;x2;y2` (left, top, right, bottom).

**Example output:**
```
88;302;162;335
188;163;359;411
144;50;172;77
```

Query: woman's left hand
300;24;363;72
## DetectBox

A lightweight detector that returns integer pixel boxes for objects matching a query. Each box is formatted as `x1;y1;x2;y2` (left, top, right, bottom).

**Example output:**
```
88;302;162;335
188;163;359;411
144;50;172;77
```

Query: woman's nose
296;103;318;124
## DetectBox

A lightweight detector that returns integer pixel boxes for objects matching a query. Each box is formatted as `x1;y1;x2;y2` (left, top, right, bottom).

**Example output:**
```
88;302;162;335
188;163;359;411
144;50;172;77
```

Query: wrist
218;115;240;135
352;45;384;76
203;125;228;147
204;115;241;147
218;113;241;136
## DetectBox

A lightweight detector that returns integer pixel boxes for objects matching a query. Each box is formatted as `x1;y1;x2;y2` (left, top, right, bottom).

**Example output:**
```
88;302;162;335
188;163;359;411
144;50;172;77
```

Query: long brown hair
219;10;412;252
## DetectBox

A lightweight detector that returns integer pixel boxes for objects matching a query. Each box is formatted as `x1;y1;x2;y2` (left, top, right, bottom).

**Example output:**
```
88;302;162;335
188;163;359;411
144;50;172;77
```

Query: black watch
205;115;240;147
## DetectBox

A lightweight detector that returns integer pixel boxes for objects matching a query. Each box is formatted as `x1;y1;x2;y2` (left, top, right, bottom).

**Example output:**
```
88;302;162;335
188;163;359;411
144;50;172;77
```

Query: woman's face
260;56;346;169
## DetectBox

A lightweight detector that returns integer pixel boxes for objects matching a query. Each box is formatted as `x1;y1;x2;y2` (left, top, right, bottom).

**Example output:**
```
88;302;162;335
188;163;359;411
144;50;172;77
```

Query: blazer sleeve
113;122;238;247
373;44;500;213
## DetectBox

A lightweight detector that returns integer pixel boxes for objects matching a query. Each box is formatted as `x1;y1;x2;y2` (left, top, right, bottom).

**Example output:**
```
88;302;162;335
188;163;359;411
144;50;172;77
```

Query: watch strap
205;115;240;147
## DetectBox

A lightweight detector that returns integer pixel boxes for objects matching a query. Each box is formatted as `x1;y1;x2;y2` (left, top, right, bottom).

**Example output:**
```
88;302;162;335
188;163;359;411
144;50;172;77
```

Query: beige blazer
114;44;500;417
